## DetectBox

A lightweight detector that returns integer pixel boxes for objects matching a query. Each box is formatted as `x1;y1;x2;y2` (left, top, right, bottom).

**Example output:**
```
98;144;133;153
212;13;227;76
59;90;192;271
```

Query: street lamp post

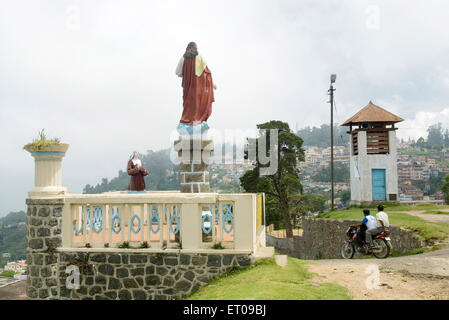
328;74;337;210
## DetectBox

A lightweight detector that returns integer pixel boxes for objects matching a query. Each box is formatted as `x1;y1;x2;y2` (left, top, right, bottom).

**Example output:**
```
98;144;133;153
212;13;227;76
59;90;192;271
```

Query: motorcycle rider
352;209;378;248
366;204;390;248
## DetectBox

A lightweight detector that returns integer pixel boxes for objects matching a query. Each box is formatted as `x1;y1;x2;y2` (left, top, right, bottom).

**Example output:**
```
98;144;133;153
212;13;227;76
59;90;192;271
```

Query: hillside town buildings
4;260;27;274
299;141;449;202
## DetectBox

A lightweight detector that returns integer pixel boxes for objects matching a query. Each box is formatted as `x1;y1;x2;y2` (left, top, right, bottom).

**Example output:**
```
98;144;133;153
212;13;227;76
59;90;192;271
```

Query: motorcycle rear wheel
372;238;390;259
341;242;355;259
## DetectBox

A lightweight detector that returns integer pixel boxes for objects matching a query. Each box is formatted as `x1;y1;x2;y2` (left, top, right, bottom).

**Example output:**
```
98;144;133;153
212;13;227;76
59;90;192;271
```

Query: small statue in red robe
175;42;216;135
127;151;148;191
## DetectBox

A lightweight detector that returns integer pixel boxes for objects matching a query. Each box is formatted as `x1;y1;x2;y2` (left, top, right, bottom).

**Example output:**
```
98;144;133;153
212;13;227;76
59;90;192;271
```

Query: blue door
372;169;386;201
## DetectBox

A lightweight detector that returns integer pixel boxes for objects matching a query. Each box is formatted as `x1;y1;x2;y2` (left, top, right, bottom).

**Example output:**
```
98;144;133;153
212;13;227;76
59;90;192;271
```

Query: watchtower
342;101;404;204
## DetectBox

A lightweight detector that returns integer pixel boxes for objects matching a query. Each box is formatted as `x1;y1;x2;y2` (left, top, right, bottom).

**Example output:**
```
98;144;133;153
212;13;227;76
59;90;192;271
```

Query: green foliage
140;241;150;248
296;124;348;148
297;194;326;215
428;172;445;195
0;270;16;278
411;123;449;151
187;256;351;300
0;211;26;268
427;123;444;150
240;121;305;237
212;242;224;250
441;174;449;205
339;190;351;206
0;211;26;227
118;241;129;248
311;162;349;183
23;128;60;151
83;149;180;193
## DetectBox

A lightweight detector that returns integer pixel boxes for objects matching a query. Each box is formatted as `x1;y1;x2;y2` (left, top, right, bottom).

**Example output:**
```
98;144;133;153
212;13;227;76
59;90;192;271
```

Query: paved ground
0;280;27;300
0;277;16;287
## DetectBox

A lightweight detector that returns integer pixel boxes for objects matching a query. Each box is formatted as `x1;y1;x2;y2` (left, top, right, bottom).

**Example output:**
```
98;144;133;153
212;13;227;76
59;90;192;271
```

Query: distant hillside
83;149;180;194
0;211;26;267
297;124;348;148
0;211;26;227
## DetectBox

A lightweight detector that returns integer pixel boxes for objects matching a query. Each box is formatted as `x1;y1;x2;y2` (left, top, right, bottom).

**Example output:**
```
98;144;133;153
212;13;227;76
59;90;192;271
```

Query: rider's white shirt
376;211;390;228
365;215;378;230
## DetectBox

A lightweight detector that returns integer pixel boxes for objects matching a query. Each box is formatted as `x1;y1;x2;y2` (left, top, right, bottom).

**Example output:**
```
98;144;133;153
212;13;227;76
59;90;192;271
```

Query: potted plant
23;128;68;153
24;129;69;196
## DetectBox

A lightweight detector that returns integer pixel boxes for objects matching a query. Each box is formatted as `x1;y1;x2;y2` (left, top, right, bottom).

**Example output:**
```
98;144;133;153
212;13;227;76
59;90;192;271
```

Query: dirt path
308;245;449;300
390;210;449;224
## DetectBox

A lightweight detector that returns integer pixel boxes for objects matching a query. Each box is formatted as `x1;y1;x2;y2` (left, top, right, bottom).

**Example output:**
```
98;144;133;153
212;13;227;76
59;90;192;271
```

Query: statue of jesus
175;42;216;135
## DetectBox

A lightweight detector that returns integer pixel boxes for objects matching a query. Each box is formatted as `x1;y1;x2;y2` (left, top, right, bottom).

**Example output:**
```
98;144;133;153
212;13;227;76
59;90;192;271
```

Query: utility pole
328;74;337;210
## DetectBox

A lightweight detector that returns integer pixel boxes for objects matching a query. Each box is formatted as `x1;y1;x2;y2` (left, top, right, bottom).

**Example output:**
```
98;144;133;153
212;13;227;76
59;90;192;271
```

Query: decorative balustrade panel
71;203;182;248
201;202;235;248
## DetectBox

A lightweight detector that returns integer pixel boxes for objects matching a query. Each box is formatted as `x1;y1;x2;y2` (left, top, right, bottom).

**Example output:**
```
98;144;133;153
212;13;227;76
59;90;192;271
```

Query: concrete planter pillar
24;144;69;196
174;139;213;193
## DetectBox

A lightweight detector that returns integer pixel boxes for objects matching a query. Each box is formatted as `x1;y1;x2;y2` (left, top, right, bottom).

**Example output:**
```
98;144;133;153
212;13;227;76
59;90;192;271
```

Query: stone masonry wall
26;199;252;300
26;198;64;299
57;251;251;300
266;217;424;260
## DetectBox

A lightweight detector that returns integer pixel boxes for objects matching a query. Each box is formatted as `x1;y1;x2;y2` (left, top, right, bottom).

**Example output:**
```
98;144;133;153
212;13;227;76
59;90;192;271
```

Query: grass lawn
317;206;449;242
187;257;351;300
428;210;449;215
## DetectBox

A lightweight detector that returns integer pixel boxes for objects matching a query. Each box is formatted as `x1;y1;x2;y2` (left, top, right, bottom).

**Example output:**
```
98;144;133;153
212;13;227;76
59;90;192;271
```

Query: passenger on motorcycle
352;209;378;248
366;204;390;248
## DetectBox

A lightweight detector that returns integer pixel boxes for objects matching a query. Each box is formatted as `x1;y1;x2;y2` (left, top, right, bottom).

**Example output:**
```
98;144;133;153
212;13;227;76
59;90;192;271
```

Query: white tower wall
349;130;398;205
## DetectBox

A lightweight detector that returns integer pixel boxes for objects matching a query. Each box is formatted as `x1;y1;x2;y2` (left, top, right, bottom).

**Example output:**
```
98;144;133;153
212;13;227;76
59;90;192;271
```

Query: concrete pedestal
24;144;69;197
174;139;213;193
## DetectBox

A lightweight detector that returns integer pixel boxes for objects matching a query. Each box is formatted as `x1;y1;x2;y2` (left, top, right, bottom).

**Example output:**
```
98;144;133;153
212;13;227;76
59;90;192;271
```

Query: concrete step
252;246;275;260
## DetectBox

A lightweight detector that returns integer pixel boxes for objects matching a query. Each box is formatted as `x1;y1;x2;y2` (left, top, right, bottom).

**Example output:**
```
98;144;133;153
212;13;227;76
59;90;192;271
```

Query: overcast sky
1;0;449;216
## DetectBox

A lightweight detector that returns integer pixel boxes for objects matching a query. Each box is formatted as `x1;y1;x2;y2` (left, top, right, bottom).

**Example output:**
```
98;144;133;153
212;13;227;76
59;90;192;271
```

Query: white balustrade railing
60;192;264;253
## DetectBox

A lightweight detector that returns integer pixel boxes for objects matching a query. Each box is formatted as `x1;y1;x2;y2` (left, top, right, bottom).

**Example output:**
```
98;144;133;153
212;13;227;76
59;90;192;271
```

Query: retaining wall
266;217;424;260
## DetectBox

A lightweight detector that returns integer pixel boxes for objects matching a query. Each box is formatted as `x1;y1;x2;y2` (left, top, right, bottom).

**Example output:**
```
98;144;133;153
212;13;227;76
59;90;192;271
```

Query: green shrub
212;242;225;250
118;241;129;248
0;270;16;278
140;241;149;248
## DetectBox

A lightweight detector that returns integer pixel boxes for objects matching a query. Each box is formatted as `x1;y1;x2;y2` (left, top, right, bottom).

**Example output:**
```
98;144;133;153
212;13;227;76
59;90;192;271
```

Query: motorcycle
341;226;392;259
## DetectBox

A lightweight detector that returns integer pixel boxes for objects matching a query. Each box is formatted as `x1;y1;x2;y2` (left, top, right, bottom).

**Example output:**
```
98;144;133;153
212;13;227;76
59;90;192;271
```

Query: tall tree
427;123;444;150
440;174;449;205
444;129;449;148
240;121;305;238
